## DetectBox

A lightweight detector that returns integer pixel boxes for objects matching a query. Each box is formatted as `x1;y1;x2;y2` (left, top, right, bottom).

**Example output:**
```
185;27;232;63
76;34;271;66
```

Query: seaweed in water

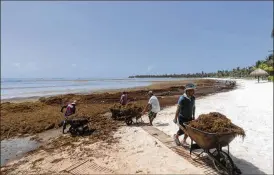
189;112;246;138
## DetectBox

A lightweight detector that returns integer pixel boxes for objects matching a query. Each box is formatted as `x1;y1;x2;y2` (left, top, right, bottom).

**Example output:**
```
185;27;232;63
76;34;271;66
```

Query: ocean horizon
1;77;191;100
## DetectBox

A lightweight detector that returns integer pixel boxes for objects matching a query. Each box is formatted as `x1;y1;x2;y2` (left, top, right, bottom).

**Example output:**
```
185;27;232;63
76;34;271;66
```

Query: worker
142;91;161;126
173;84;196;147
59;100;77;134
120;91;128;105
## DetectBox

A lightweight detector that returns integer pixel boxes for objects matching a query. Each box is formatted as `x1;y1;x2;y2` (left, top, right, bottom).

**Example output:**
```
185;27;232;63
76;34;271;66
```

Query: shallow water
1;137;39;166
1;77;191;100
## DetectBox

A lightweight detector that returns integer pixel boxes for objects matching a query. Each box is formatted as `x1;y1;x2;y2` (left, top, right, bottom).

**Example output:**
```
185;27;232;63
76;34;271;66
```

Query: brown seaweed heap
189;112;246;138
1;79;236;140
109;103;143;120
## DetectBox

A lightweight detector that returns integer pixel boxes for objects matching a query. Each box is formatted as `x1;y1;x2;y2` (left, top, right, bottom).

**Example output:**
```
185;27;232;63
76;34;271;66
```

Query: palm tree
255;60;262;68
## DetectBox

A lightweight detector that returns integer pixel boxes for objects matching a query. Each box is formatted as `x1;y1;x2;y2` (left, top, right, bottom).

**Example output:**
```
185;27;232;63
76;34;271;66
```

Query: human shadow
127;122;150;127
255;81;270;84
70;129;96;137
187;148;267;175
127;122;170;128
154;122;169;127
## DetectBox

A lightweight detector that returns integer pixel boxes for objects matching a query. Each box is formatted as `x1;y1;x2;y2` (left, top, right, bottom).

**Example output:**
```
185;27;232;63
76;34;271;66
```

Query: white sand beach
146;79;273;174
2;126;204;174
2;79;273;174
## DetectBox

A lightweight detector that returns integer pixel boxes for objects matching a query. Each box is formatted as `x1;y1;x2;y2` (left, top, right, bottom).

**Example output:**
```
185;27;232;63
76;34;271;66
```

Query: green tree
259;63;269;71
255;60;262;68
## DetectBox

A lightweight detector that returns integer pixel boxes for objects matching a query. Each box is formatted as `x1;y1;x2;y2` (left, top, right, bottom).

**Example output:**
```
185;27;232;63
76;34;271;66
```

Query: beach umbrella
250;68;269;83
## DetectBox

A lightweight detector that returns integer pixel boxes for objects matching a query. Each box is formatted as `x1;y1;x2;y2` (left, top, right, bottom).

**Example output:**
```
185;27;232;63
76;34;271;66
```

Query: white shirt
148;95;161;113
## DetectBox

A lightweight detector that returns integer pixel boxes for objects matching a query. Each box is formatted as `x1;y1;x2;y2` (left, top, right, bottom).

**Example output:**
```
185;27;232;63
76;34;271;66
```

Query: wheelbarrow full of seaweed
64;116;92;136
120;108;143;125
110;103;143;125
179;112;245;175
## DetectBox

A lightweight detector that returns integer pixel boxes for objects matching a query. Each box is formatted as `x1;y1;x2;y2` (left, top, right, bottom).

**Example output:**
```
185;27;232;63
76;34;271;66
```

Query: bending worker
59;100;77;134
120;91;128;105
173;84;196;147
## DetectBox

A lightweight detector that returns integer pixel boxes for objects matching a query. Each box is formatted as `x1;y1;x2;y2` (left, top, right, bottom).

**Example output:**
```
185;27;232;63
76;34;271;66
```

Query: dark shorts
177;117;193;136
148;111;157;123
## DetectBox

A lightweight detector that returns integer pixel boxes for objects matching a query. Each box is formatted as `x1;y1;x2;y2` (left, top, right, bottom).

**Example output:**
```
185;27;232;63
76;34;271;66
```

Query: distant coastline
129;75;251;79
129;51;274;80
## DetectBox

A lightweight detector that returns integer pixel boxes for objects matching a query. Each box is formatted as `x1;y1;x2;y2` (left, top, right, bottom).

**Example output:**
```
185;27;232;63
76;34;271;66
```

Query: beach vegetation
268;76;274;82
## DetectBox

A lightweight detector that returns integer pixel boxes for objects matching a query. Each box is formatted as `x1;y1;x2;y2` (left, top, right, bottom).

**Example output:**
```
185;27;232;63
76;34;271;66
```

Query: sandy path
143;79;273;174
96;126;204;174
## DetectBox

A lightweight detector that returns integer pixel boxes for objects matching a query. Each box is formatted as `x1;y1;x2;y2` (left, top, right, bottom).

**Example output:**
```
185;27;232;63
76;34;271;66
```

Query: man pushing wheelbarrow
173;83;196;147
172;84;243;175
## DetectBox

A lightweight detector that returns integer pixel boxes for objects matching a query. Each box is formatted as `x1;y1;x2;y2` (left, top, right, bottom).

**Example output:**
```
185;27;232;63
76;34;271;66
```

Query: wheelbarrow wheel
111;112;117;120
125;118;133;125
69;127;77;137
213;150;235;175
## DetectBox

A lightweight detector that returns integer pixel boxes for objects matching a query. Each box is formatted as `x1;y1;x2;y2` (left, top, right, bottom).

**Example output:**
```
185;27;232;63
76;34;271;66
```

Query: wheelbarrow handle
177;122;195;145
177;123;188;135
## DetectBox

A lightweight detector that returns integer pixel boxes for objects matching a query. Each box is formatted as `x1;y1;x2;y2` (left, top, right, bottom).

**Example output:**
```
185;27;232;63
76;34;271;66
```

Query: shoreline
1;83;240;174
1;78;200;103
1;78;235;103
1;79;179;103
1;78;236;141
0;78;238;172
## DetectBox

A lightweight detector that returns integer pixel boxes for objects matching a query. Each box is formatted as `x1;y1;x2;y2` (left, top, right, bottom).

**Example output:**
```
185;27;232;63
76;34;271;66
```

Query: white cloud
71;64;77;67
12;62;21;68
147;65;154;72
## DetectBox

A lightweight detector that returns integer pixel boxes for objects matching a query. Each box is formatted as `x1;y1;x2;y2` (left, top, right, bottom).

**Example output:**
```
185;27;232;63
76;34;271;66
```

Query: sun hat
148;91;153;95
185;83;196;91
71;100;77;104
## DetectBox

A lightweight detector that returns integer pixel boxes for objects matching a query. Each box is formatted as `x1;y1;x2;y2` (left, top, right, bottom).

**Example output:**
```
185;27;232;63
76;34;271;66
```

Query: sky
1;1;273;78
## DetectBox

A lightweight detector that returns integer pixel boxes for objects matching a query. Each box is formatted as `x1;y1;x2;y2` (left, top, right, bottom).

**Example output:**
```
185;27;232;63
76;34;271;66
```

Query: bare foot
173;135;181;146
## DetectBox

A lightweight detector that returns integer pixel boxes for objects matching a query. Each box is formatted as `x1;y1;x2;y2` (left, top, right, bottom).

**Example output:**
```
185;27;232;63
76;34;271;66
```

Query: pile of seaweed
189;112;245;138
109;103;143;120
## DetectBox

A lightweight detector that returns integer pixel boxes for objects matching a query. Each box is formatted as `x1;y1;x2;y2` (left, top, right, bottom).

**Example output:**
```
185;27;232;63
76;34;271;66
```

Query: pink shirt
120;94;128;105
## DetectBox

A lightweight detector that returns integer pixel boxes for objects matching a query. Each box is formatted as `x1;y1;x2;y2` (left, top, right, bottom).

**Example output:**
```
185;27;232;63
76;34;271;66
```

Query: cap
185;83;196;91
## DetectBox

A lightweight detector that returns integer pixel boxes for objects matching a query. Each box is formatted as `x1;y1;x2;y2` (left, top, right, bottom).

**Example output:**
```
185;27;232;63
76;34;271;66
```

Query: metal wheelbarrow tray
180;122;242;175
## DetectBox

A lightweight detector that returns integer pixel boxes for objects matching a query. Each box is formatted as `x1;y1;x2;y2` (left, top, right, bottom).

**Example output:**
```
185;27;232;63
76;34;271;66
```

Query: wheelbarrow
110;108;143;125
124;113;144;125
179;122;242;175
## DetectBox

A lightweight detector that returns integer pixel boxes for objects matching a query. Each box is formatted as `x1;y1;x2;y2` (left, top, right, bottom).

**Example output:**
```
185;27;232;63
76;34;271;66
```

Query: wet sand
1;137;39;166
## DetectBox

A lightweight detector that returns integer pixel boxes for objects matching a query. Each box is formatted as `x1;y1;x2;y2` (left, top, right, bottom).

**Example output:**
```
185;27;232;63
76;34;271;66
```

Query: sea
1;78;189;100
